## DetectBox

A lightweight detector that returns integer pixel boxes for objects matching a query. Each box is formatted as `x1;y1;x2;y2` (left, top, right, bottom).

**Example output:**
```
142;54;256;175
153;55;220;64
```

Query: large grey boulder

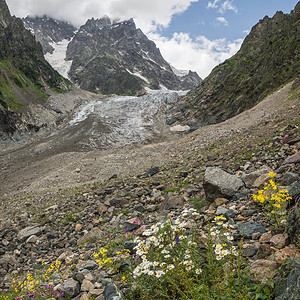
203;167;244;202
63;278;80;298
17;225;43;242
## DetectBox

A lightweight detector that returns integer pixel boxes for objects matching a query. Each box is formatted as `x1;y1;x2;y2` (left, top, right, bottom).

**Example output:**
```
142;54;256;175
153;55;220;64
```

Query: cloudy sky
5;0;299;78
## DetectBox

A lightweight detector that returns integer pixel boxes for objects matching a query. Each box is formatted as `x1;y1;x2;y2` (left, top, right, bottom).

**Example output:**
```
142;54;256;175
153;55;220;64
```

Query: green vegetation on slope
171;2;300;128
0;0;71;112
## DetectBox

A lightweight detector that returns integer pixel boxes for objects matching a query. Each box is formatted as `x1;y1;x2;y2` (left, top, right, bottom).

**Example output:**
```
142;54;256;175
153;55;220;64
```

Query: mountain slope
167;2;300;130
0;0;71;136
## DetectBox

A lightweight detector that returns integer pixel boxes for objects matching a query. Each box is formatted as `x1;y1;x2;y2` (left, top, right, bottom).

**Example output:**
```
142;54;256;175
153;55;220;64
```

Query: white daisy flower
155;270;165;278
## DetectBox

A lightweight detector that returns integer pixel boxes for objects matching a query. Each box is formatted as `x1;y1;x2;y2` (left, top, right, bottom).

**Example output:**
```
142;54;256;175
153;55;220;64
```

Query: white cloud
219;0;238;14
6;0;198;30
149;32;242;78
207;0;238;14
216;16;228;26
207;0;220;9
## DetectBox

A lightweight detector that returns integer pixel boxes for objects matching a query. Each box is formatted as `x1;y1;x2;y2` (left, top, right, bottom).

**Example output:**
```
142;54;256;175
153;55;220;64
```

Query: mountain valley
0;0;300;299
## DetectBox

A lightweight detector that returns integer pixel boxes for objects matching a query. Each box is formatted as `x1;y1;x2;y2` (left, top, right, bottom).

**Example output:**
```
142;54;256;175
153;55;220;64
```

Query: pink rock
253;174;271;188
236;215;245;221
250;259;278;281
274;247;300;265
89;289;105;296
283;152;300;164
270;234;289;249
80;294;89;300
81;279;94;292
259;232;272;243
135;225;148;235
75;224;82;232
214;198;227;207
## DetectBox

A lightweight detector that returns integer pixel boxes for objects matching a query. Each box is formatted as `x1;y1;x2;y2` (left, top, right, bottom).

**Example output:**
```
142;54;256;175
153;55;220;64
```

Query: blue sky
6;0;300;78
163;0;299;41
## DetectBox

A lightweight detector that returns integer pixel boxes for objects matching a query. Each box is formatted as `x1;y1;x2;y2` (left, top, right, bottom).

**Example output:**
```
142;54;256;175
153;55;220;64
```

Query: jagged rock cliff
167;2;300;131
0;0;71;136
66;17;201;94
23;16;77;54
23;16;201;95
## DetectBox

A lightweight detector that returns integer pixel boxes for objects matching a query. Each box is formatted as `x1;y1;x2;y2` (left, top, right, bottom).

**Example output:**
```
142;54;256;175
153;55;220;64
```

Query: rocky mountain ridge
23;16;201;95
23;15;77;54
167;1;300;131
0;0;71;137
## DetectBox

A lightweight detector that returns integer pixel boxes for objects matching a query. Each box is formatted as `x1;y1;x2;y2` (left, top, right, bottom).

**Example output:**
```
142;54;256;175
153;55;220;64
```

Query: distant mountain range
23;16;202;95
167;1;300;131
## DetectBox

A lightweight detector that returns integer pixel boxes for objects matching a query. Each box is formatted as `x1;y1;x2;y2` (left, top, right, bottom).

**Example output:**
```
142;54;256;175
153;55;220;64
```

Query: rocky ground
0;81;300;299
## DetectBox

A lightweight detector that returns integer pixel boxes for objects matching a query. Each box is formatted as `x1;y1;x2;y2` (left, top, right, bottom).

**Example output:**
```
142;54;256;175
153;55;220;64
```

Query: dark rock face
65;17;201;95
167;2;300;130
0;0;71;135
275;258;300;300
23;15;77;54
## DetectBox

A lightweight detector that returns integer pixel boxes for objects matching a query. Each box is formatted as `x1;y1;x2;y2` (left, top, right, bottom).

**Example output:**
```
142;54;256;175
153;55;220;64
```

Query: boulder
287;182;300;242
250;259;278;281
275;247;300;265
278;172;300;186
241;167;271;188
63;278;80;298
159;195;184;211
203;167;244;202
77;227;102;246
17;225;43;242
77;260;98;271
270;234;289;249
238;222;266;238
215;206;237;218
104;283;121;300
283;152;300;164
275;258;300;300
81;279;94;292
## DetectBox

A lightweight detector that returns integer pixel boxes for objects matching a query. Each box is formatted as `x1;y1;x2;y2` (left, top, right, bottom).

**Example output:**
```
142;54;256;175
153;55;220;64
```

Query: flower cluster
94;248;112;266
252;171;292;227
132;208;202;279
210;215;237;260
43;261;62;280
2;261;66;300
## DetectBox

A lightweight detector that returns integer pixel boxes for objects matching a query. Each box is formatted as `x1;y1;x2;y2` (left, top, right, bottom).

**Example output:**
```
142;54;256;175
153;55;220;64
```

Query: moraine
62;90;188;151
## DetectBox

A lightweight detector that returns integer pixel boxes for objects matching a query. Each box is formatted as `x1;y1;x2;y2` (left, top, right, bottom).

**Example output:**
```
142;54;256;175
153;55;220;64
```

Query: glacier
44;39;73;80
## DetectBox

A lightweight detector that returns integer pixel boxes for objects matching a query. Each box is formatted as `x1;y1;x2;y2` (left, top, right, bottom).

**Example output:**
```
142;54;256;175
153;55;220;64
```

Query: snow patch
126;69;149;83
44;39;73;80
171;66;189;77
